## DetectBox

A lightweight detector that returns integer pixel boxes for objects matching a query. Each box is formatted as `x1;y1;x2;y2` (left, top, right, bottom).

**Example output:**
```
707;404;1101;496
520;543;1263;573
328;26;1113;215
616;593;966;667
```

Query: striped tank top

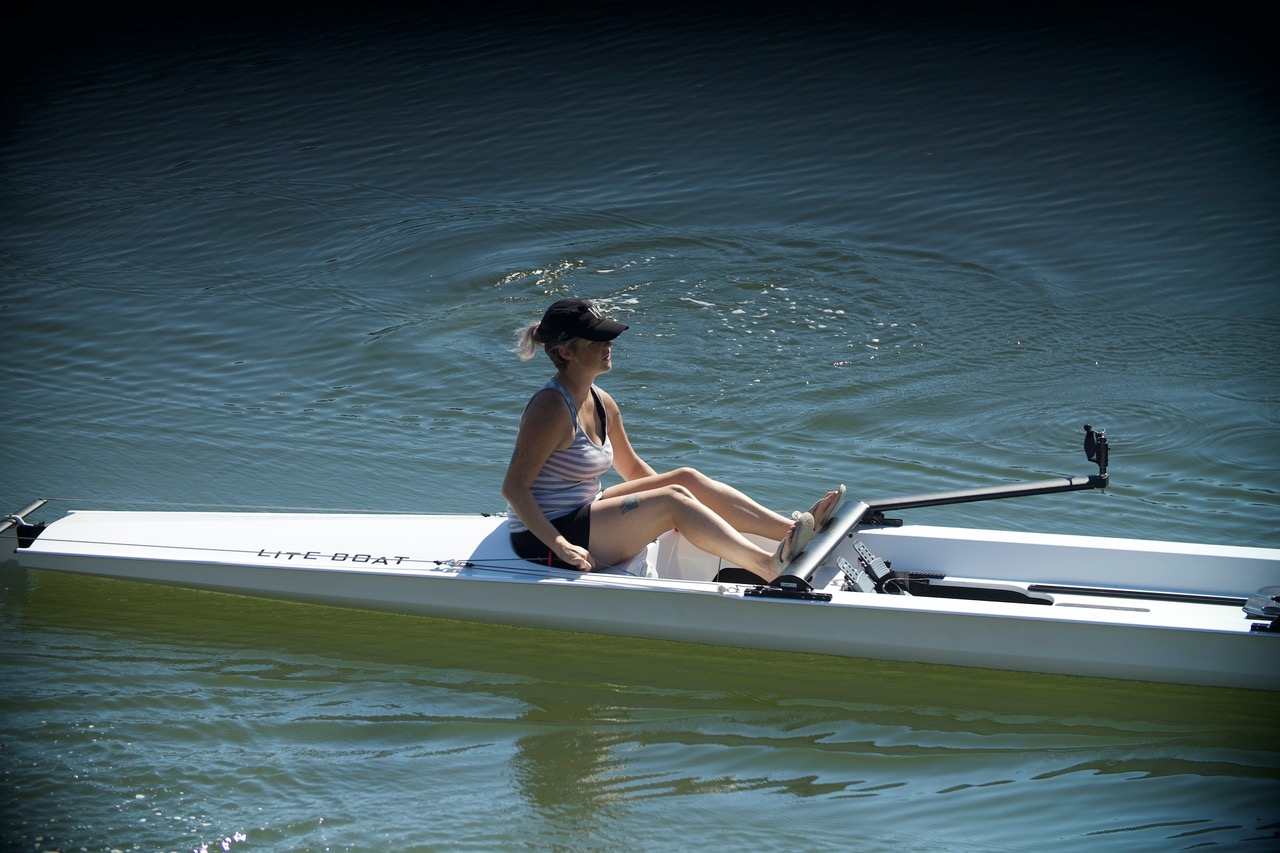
507;378;614;532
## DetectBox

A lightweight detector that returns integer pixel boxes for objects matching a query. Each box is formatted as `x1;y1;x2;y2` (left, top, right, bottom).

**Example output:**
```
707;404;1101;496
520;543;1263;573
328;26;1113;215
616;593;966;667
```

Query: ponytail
512;320;574;368
513;321;544;361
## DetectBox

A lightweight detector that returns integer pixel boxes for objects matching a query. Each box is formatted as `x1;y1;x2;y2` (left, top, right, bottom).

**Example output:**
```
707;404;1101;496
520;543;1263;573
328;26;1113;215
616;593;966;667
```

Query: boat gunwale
14;540;1275;637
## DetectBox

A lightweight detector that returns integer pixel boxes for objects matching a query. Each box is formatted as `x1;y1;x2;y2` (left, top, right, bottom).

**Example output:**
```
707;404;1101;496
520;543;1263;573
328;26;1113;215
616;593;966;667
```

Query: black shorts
510;502;593;568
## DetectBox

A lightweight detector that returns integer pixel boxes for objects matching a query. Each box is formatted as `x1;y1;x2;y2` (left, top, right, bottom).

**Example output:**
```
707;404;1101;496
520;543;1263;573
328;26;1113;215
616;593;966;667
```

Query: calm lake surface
2;5;1277;851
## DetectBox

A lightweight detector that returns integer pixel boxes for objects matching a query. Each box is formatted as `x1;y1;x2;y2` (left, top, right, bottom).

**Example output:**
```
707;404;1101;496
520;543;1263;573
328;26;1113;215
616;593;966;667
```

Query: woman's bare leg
601;467;791;539
589;484;786;579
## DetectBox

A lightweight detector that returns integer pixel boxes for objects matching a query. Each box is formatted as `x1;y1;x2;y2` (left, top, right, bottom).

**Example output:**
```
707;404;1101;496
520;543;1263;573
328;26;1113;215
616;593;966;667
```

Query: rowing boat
4;427;1278;690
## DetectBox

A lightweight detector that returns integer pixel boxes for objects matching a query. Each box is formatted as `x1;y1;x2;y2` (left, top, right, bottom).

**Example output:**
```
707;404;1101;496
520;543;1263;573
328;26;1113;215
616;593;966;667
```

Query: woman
502;298;844;581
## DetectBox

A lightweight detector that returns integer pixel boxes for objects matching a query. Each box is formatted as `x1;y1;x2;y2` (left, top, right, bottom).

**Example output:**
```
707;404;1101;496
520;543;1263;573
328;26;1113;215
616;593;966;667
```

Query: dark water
2;5;1277;851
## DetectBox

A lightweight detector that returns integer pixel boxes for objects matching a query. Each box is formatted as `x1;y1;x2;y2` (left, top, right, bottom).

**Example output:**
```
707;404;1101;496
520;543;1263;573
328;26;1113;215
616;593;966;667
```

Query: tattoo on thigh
621;495;640;515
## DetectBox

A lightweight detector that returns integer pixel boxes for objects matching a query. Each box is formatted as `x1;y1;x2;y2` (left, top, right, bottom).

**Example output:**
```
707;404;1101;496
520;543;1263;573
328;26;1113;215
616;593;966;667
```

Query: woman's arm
501;391;594;570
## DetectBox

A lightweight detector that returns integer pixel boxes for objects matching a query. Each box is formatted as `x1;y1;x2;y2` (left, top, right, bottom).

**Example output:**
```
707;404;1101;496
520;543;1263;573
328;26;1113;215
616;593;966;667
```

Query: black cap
536;299;629;343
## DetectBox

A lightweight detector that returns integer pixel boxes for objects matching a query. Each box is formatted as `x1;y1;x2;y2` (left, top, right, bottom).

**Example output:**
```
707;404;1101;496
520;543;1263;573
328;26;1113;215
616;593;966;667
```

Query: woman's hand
556;541;595;571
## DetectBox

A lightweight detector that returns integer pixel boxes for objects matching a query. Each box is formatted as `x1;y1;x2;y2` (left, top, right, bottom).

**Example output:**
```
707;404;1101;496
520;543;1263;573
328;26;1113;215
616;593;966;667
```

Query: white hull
4;505;1278;690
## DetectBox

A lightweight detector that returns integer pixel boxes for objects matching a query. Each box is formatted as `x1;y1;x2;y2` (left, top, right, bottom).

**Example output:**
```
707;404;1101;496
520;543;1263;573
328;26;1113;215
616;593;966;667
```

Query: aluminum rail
1;498;50;561
2;498;49;533
779;473;1108;589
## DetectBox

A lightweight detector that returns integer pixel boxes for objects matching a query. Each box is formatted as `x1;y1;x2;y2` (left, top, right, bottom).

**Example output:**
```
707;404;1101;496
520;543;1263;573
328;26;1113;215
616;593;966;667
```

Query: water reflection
4;570;1278;850
510;701;630;825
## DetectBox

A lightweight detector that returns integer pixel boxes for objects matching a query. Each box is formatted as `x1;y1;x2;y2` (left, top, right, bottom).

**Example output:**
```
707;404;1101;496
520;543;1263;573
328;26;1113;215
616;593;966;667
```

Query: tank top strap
544;377;607;444
543;377;578;423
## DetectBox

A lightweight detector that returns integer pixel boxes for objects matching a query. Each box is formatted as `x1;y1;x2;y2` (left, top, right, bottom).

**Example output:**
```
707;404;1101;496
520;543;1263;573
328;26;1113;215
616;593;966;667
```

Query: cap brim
580;318;629;341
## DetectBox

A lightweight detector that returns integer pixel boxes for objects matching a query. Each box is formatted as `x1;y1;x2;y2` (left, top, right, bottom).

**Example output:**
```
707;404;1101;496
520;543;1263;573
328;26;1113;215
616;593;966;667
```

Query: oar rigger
2;498;50;550
768;423;1114;593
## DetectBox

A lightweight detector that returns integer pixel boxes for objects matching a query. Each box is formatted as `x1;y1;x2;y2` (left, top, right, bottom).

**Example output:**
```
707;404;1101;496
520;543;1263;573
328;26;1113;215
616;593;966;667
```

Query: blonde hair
512;321;576;369
512;321;542;361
